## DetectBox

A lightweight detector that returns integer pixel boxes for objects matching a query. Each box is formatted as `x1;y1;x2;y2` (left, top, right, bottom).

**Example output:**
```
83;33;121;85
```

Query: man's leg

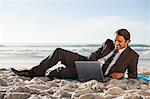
12;48;88;78
31;48;88;78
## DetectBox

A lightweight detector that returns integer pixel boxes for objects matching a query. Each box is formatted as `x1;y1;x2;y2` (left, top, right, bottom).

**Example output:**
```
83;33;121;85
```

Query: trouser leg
39;55;51;65
30;48;88;77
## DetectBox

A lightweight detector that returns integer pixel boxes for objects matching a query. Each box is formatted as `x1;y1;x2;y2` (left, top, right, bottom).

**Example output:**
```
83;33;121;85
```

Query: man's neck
118;47;127;53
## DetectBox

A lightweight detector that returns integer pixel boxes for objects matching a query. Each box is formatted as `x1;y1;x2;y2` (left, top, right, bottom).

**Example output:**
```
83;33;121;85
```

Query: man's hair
116;29;130;41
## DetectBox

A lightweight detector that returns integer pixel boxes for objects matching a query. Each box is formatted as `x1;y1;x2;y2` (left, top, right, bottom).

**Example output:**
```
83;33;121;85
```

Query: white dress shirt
98;47;127;75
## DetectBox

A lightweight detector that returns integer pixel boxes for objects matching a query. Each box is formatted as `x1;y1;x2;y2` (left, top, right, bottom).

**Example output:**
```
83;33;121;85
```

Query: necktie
102;49;118;75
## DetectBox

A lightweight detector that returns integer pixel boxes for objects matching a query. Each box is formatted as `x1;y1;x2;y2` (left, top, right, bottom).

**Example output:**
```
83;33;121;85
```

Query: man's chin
115;47;120;50
116;47;126;50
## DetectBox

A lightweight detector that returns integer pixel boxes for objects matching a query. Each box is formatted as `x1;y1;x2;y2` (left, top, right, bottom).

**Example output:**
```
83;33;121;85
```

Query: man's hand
110;72;124;79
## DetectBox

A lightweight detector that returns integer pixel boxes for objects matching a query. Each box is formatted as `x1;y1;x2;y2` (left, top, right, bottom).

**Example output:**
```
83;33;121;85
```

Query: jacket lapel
114;47;131;66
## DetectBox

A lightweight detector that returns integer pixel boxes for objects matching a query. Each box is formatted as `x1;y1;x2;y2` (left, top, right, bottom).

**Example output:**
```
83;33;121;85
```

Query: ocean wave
0;44;150;63
1;43;150;47
0;44;5;47
130;44;150;47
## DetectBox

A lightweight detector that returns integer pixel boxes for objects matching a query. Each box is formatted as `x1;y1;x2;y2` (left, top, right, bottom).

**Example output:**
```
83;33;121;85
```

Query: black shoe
11;68;32;77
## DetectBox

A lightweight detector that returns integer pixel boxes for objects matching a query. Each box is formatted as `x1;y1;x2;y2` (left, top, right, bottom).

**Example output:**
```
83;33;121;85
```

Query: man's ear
129;39;131;42
126;39;130;44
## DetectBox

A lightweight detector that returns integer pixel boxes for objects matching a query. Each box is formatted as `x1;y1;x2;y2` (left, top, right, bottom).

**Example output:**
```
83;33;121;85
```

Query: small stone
94;93;105;99
124;89;139;93
113;95;125;99
28;94;42;99
104;94;118;99
124;93;142;99
0;86;9;92
106;84;115;89
11;78;25;86
79;93;94;99
84;80;99;88
45;87;60;94
53;89;71;98
3;92;31;99
143;96;150;99
127;79;140;89
8;86;40;94
79;93;105;99
140;84;149;90
0;92;5;99
0;78;7;86
28;77;50;84
40;95;53;99
116;83;127;90
140;90;150;96
46;81;58;88
106;87;124;95
25;84;49;90
107;79;120;85
91;83;104;92
62;82;78;91
73;88;94;97
59;80;70;87
148;83;150;89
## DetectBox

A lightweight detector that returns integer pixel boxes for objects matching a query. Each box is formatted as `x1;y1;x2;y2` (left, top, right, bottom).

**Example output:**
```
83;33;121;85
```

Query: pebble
79;93;105;99
8;86;40;94
3;92;31;99
0;92;5;99
140;84;149;90
53;89;72;98
0;78;7;86
139;90;150;96
106;87;124;95
28;94;42;99
127;79;140;89
73;88;94;97
124;93;142;99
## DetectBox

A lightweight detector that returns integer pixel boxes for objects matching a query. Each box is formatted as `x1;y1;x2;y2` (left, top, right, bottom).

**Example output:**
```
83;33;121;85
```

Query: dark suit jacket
89;39;139;78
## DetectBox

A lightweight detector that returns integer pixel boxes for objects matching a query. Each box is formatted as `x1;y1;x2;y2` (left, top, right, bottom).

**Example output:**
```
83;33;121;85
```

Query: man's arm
89;47;103;61
89;39;111;60
88;42;106;61
127;54;139;78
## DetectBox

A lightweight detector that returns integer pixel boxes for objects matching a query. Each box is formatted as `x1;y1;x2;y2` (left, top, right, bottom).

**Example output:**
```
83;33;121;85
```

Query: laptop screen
75;61;104;82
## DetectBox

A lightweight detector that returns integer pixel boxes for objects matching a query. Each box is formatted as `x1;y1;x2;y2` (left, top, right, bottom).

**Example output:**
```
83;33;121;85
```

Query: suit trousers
30;48;88;78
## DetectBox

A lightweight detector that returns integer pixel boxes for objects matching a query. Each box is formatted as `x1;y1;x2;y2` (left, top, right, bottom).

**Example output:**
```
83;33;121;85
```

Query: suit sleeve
127;54;139;78
89;40;108;60
88;48;103;61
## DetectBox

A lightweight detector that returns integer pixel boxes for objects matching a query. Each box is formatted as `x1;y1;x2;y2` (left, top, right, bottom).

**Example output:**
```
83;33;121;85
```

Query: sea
0;43;150;70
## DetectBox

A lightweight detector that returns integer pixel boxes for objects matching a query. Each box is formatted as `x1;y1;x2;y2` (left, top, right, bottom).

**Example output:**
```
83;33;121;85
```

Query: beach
0;0;149;98
0;44;150;99
0;67;150;99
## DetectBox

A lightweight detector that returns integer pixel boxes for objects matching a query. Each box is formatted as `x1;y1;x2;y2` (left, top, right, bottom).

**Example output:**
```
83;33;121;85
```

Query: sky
0;0;149;44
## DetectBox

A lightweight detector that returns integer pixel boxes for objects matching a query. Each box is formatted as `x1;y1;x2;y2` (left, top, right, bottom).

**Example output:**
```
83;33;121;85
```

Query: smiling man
90;29;139;79
11;29;139;80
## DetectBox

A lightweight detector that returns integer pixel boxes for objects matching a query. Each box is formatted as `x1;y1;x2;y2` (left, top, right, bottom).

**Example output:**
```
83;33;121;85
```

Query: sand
0;67;150;99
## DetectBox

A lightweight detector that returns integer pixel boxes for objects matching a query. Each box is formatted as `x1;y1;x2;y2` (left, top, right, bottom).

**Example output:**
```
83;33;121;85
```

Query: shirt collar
118;47;127;54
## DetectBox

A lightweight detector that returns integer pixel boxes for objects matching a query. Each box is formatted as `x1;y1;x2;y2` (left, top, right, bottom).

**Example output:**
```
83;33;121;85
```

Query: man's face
114;35;130;50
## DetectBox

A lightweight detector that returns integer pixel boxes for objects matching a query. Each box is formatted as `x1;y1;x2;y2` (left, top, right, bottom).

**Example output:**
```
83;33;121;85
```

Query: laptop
75;61;105;82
